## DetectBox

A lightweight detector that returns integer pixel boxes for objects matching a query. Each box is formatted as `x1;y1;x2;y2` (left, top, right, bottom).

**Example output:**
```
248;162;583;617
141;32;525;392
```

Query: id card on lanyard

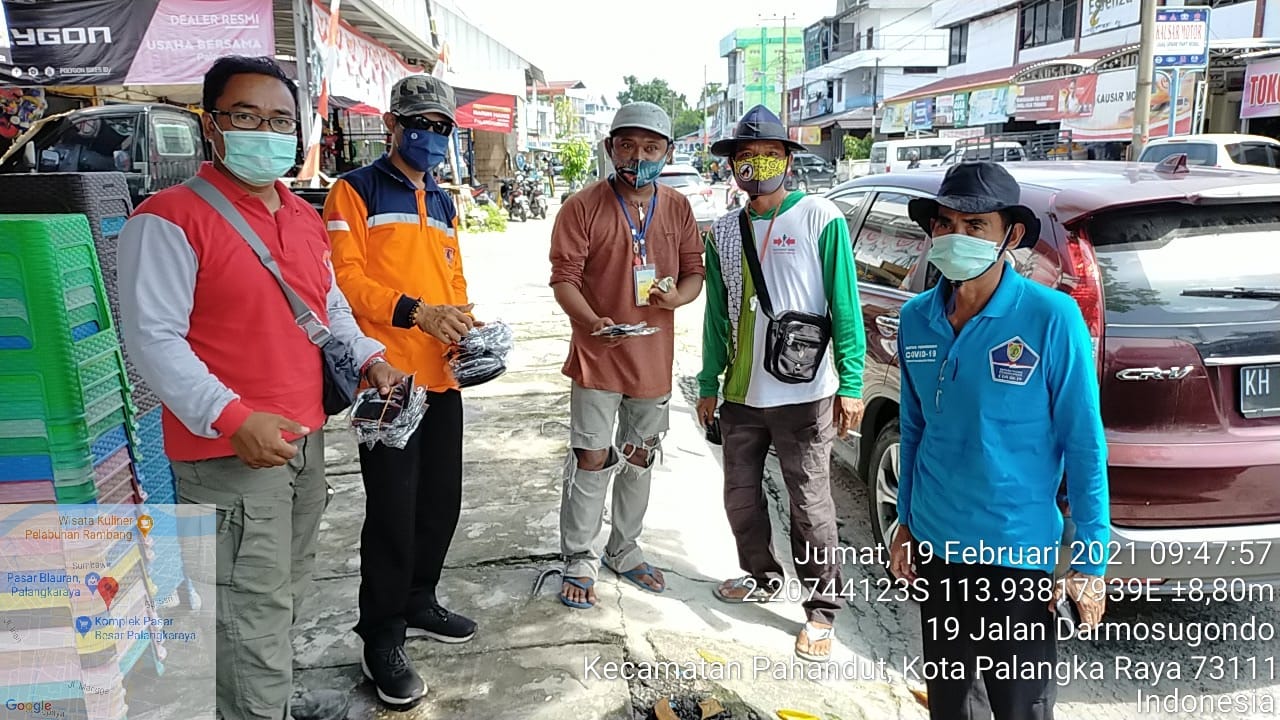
614;184;659;306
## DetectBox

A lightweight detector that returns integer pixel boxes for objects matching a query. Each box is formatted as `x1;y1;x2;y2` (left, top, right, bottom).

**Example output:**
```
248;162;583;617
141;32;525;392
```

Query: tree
560;137;593;189
843;133;873;160
617;75;687;118
673;109;704;140
553;96;575;139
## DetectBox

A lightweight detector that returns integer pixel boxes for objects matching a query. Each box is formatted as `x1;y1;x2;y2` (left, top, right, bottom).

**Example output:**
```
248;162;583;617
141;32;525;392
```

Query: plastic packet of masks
349;375;430;449
447;321;514;388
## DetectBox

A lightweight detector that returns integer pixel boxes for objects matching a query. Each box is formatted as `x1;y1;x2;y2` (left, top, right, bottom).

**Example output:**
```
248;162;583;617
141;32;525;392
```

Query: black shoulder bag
738;210;832;385
185;177;361;415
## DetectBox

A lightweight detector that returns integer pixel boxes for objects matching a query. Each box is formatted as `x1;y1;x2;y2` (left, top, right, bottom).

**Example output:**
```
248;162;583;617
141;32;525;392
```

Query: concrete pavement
291;203;1280;720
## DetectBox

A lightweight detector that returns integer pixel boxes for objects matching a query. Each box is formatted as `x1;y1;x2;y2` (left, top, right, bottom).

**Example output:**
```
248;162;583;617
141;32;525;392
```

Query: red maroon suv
827;161;1280;592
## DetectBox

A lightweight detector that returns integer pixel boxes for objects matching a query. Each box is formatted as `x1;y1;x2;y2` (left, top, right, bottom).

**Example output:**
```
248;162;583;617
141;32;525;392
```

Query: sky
453;0;836;104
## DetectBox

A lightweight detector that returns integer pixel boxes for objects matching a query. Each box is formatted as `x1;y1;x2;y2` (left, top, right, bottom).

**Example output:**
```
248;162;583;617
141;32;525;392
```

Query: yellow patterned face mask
734;155;788;181
734;155;789;196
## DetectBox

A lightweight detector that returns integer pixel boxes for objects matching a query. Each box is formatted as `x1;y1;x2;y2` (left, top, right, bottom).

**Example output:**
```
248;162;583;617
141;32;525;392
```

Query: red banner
1014;75;1098;121
455;89;515;132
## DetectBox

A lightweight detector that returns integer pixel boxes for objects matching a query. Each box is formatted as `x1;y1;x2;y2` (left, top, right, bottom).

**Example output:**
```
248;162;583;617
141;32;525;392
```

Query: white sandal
795;621;834;662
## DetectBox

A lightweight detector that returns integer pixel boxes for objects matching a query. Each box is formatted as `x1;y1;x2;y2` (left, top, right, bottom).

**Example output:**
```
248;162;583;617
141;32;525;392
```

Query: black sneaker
406;604;477;644
360;644;425;708
290;689;352;720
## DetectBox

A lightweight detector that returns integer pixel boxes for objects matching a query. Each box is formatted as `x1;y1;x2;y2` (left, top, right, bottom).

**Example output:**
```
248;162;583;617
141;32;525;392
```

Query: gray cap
390;74;456;121
610;101;672;140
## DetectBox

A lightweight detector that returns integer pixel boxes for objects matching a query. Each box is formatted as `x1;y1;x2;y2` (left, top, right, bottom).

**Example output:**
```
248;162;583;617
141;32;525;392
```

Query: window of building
949;24;969;65
1021;0;1077;49
866;27;875;50
904;67;939;74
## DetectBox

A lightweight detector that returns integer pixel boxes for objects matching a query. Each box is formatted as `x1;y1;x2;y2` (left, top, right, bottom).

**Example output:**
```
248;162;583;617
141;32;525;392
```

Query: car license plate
1240;363;1280;418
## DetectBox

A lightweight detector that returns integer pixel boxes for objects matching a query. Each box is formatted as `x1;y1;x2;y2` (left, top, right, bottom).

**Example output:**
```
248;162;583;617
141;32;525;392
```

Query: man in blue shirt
888;162;1109;719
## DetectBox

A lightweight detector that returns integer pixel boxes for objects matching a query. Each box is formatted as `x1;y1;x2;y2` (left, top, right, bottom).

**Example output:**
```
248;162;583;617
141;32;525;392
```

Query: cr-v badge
1115;366;1194;381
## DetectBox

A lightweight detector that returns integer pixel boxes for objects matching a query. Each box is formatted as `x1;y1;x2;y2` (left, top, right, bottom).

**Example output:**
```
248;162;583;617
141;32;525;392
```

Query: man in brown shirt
549;102;705;608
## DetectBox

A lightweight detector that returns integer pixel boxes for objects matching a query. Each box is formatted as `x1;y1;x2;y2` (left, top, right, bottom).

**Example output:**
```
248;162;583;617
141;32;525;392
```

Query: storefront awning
886;49;1116;105
272;0;436;68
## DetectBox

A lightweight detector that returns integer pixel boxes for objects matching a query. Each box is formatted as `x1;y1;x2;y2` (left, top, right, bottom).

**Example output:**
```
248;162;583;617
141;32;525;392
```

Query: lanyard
756;207;782;264
613;181;659;266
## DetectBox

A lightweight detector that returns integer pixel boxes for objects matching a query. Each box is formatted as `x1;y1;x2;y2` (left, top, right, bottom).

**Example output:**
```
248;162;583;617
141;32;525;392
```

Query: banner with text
0;0;272;86
455;88;516;132
1015;75;1098;121
1061;68;1199;140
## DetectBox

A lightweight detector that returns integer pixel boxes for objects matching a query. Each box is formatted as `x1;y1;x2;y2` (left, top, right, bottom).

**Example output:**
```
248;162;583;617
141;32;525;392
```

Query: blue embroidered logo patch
989;336;1040;385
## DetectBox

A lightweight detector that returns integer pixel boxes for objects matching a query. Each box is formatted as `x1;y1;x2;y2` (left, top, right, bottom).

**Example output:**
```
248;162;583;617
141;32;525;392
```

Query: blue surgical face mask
927;231;1010;282
216;129;297;186
399;128;450;172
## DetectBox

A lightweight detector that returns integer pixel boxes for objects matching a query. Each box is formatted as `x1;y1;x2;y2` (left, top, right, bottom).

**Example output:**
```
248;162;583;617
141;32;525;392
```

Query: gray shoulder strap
184;176;329;346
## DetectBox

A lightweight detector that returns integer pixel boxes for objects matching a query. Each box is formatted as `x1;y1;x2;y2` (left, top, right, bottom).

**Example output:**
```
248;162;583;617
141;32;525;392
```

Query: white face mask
927;229;1012;282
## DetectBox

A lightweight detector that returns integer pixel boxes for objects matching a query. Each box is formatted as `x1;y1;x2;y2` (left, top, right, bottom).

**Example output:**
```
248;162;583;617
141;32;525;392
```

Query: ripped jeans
559;382;670;579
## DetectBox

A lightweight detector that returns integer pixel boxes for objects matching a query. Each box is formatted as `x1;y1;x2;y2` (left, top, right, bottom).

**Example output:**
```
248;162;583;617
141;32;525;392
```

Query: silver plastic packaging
349;376;430;449
448;321;514;388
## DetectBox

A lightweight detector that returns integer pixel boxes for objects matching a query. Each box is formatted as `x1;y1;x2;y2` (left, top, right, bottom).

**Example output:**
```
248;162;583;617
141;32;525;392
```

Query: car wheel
866;423;901;574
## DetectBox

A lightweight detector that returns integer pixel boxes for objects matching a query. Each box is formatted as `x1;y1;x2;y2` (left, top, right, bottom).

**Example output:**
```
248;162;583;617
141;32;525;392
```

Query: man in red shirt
550;102;705;609
117;56;405;720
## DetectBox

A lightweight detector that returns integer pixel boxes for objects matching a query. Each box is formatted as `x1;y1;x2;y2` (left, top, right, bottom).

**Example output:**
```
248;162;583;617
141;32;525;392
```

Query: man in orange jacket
323;75;477;709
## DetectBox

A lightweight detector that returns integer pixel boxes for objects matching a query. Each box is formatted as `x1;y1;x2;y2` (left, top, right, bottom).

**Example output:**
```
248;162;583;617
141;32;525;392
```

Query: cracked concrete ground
293;204;1280;720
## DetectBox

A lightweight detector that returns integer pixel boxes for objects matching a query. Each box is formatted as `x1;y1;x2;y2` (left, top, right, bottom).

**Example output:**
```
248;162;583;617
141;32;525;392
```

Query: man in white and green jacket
696;106;866;663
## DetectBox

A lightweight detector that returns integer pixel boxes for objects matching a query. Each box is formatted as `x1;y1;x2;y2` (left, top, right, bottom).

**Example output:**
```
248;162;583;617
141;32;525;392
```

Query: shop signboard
0;0;273;86
1241;57;1280;120
455;88;516;132
1081;0;1140;37
967;86;1012;126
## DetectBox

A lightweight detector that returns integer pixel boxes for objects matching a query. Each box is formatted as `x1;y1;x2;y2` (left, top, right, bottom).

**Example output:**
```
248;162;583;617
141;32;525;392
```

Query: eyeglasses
212;111;298;134
397;115;454;136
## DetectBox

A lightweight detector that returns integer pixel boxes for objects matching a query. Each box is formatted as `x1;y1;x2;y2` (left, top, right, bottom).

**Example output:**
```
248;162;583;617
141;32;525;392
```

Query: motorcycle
471;184;493;206
525;176;548;219
502;176;529;222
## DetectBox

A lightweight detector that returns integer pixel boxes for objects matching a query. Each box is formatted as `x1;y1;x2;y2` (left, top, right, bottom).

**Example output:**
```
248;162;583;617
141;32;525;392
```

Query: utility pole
1132;0;1158;158
702;64;709;160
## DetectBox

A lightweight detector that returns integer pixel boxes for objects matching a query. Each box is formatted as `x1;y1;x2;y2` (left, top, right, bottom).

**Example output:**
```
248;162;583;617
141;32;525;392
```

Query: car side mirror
39;149;60;172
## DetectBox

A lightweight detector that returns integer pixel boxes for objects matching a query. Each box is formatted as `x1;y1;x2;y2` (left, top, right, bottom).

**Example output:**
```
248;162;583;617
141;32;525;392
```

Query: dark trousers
917;558;1057;720
354;389;463;648
720;398;841;625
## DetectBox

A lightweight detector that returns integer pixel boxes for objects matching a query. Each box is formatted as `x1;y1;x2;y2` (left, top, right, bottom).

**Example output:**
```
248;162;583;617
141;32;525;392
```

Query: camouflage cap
390;74;456;121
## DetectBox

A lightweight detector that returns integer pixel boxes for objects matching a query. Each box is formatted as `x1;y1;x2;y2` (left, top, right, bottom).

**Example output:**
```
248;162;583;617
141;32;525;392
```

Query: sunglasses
396;115;454;135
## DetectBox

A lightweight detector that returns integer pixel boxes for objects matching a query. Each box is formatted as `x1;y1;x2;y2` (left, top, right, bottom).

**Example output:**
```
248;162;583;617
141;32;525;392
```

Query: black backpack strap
738;209;776;320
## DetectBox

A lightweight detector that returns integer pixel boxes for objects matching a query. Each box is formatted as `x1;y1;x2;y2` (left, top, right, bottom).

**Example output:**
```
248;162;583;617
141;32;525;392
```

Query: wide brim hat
711;104;806;157
907;161;1041;248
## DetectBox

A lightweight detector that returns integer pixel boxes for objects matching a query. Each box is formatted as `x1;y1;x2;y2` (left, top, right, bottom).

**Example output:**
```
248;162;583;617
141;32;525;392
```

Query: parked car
0;104;204;207
1138;133;1280;172
786;152;838;193
827;161;1280;592
657;163;720;232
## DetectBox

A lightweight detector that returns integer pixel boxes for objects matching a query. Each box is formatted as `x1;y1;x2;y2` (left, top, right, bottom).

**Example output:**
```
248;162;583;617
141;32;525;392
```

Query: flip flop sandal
712;575;777;603
602;557;666;594
795;622;835;662
559;577;596;609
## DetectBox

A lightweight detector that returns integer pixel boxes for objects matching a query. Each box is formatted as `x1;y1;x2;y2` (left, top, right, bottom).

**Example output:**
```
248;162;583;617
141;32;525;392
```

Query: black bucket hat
711;105;806;157
907;162;1041;248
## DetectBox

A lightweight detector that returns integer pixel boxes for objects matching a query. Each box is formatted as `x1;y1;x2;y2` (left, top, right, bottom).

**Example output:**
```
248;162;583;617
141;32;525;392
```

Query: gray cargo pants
720;398;842;625
560;383;670;579
172;432;327;720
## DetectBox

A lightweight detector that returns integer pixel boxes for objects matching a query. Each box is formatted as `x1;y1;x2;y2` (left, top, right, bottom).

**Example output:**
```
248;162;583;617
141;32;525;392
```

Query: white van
869;138;958;174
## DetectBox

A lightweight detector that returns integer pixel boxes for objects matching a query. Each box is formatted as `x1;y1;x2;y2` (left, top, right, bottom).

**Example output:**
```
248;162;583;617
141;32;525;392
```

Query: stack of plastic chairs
0;213;163;715
0;214;140;506
0;173;191;609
